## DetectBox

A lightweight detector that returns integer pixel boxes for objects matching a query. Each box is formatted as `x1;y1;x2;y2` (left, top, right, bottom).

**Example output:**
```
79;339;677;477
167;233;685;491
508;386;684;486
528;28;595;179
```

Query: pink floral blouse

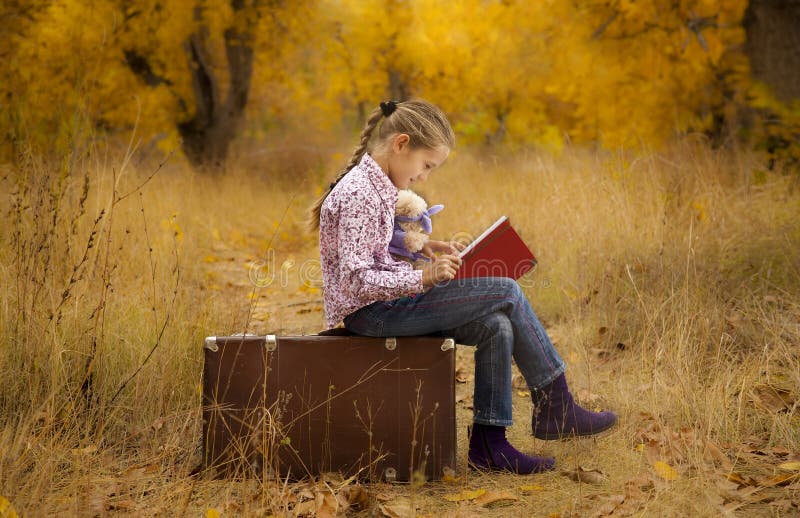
319;153;424;329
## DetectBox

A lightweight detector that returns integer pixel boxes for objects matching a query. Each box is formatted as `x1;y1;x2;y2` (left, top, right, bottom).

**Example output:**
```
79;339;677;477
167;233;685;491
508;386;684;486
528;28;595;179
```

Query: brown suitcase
202;332;456;482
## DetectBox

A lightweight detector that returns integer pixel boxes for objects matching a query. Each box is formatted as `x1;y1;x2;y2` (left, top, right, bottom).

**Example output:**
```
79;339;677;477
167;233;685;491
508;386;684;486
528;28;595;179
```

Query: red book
454;216;537;280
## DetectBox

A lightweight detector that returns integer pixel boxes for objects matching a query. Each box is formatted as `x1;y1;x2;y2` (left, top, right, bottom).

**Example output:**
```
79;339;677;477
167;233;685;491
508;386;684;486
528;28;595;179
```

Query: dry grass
0;139;798;517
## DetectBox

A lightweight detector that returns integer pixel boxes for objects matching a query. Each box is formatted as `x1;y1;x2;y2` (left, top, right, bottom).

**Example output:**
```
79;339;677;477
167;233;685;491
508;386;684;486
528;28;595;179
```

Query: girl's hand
421;253;462;289
422;239;466;258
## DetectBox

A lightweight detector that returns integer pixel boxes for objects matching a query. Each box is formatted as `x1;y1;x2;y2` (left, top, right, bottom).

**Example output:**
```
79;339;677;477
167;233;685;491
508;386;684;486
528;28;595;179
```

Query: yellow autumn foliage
2;0;797;164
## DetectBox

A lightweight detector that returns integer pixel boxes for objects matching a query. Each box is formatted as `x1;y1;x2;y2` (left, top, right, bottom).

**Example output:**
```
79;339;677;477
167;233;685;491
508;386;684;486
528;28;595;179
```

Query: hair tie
380;100;397;117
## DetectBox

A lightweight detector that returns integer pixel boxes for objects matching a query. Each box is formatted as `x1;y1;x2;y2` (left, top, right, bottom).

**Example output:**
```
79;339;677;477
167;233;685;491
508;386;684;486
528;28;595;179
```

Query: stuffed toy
388;189;444;269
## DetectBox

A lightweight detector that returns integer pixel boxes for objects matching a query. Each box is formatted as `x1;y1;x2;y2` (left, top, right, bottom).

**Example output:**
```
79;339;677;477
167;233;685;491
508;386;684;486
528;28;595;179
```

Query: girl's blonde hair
307;99;455;231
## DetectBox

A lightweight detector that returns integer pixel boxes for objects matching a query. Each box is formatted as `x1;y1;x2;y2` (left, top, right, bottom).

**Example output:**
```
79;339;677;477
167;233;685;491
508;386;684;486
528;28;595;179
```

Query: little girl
308;99;617;474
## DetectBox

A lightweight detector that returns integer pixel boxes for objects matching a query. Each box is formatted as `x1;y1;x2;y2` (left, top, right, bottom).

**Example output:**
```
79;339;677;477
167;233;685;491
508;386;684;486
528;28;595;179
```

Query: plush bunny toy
388;189;444;269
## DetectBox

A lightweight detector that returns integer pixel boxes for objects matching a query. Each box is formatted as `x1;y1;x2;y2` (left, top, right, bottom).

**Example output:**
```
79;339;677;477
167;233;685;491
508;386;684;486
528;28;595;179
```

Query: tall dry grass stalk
0;138;797;515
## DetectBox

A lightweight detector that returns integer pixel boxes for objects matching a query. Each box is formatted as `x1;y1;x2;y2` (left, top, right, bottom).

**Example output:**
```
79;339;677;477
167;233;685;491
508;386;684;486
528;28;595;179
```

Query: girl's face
384;134;450;190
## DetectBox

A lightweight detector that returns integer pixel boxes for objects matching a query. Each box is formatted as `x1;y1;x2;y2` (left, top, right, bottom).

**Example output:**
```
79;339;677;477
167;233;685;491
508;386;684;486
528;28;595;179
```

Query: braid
338;107;384;181
306;106;384;232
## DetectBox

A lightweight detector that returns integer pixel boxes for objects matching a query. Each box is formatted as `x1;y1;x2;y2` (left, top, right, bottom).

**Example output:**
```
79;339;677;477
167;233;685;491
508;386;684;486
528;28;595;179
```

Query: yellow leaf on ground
778;461;800;471
206;509;220;518
726;472;757;487
519;484;544;492
441;473;462;484
759;473;800;487
0;496;20;518
653;461;678;481
474;490;518;507
443;488;486;502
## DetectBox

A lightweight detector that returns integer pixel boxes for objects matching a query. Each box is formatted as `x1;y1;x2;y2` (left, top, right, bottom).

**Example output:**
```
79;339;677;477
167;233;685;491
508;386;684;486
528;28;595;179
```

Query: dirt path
203;237;326;335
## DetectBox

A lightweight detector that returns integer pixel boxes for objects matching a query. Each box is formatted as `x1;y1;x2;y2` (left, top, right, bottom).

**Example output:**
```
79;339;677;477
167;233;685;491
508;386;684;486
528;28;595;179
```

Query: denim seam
473;316;514;426
510;289;557;372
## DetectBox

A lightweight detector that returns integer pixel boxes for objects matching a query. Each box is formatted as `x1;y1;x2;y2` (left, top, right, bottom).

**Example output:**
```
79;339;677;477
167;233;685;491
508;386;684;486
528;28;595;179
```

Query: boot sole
533;415;618;441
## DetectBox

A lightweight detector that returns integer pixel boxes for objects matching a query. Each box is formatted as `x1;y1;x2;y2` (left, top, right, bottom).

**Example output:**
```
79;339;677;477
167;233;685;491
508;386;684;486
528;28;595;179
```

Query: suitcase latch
265;335;277;351
441;338;455;351
384;337;397;351
204;336;218;352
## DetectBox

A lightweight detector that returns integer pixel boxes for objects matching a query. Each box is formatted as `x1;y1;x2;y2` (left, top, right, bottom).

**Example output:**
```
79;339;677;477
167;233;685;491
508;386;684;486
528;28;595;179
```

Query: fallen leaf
770;446;790;457
624;472;655;492
0;496;19;518
443;488;486;502
703;444;732;471
474;490;518;507
519;484;544;492
561;467;605;484
378;497;414;518
653;461;678;481
339;485;368;510
293;499;316;517
751;384;795;413
778;461;800;471
206;509;220;518
442;467;462;484
759;473;800;487
592;494;625;517
726;472;757;487
315;490;338;518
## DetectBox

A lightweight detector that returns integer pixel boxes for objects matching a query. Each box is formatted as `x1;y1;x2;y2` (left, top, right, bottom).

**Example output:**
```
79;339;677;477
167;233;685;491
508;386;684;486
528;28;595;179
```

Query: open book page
458;216;508;258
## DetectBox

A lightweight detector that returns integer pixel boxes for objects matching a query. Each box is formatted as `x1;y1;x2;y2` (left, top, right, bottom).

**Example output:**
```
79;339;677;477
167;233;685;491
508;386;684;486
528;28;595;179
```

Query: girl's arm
336;195;423;298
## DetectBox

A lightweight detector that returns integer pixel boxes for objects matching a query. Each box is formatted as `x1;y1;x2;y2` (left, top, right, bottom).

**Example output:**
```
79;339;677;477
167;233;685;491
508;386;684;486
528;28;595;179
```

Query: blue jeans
343;276;566;426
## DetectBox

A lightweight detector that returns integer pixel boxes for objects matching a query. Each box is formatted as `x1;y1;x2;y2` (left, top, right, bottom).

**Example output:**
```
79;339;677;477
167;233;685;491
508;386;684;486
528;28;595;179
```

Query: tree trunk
743;0;800;103
388;68;409;102
178;3;256;171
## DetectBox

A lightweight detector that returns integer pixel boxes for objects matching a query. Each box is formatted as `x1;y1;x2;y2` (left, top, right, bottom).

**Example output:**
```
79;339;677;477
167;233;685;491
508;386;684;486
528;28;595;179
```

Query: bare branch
123;49;172;87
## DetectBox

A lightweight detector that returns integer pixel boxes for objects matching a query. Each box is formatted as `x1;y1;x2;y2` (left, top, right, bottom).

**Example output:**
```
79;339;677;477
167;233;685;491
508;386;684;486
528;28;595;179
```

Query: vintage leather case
202;333;456;482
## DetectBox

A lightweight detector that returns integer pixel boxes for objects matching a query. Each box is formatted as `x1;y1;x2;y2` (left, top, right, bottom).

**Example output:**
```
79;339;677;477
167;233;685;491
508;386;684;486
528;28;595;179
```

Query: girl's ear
392;133;411;153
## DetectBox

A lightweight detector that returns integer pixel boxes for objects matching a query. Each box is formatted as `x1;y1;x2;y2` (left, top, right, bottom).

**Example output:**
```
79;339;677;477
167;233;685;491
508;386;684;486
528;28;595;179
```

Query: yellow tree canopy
3;0;796;166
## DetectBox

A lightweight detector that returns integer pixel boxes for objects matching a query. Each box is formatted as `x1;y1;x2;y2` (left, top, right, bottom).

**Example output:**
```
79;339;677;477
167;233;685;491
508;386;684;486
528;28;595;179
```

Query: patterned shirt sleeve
336;190;423;300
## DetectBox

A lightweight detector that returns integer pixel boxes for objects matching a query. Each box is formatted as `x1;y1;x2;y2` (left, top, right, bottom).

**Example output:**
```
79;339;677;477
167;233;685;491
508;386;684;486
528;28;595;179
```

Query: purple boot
468;423;555;474
531;374;618;440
